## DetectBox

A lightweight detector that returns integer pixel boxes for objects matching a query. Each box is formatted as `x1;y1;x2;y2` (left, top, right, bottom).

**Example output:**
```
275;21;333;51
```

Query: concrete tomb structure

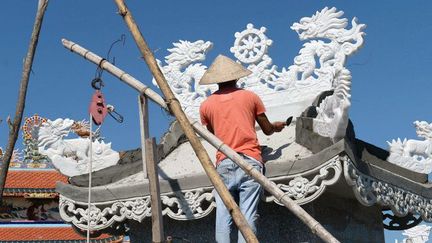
38;7;432;242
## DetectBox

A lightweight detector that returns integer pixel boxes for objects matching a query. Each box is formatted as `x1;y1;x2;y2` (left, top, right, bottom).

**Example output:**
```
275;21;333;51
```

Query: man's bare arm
256;113;286;135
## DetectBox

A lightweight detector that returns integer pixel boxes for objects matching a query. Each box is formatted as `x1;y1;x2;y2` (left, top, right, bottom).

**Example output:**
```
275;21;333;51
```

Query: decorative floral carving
59;188;215;230
343;156;432;222
161;188;215;220
387;121;432;173
59;196;152;231
266;156;342;205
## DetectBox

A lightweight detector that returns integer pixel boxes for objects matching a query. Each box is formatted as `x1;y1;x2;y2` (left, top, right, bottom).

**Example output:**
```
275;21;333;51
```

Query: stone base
128;193;384;242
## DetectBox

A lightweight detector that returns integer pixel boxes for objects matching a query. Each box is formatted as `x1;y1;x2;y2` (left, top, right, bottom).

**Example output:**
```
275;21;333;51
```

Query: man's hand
272;121;286;132
256;113;287;135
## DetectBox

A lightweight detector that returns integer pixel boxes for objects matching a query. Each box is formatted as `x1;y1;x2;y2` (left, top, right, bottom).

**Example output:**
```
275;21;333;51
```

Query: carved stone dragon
387;121;432;173
37;118;119;177
154;7;365;144
290;7;365;142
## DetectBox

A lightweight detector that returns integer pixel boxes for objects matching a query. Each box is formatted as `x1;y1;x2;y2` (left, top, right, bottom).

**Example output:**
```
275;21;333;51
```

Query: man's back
200;87;265;163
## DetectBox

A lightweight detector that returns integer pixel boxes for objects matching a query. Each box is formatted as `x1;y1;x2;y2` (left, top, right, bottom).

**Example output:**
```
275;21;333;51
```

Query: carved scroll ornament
343;156;432;222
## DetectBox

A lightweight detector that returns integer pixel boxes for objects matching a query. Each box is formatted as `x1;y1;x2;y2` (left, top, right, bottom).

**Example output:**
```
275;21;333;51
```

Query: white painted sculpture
402;225;431;243
154;7;365;142
387;121;432;174
292;7;365;141
37;118;119;177
152;40;215;119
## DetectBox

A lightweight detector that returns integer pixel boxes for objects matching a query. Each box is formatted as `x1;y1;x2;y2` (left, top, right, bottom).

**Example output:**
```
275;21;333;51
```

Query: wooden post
138;95;149;178
139;95;164;241
145;138;164;243
62;39;340;243
0;0;49;202
113;0;258;242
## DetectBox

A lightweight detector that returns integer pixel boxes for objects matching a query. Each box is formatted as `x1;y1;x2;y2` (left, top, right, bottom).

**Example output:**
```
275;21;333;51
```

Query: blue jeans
215;154;263;243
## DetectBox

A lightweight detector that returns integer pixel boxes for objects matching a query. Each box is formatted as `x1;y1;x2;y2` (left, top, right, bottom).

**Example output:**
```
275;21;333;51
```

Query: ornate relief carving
152;40;215;120
59;196;152;231
0;147;23;168
154;7;365;122
161;188;215;220
37;118;119;177
59;156;343;230
343;156;432;222
387;121;432;173
265;156;342;205
59;188;215;230
293;7;365;142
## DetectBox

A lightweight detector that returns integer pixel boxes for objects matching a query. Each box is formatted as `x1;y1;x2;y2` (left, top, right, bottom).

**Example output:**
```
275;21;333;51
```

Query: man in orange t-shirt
199;55;286;243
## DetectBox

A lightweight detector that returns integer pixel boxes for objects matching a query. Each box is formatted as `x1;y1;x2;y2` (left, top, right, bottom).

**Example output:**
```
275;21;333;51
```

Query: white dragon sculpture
290;7;365;141
154;7;365;143
37;118;119;177
387;121;432;174
153;40;215;120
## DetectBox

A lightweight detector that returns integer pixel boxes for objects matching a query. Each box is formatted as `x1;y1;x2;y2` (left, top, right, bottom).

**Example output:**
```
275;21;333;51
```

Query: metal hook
91;78;104;90
108;110;124;123
107;105;124;123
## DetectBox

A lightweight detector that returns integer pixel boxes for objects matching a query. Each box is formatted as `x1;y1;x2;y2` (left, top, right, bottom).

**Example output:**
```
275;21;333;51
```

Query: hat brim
199;55;252;85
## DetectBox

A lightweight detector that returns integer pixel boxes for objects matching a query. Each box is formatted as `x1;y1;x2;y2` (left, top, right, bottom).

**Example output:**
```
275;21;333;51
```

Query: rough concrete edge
69;148;142;187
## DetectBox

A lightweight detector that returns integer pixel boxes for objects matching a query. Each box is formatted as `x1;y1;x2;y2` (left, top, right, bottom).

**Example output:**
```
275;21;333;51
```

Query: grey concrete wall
128;193;384;242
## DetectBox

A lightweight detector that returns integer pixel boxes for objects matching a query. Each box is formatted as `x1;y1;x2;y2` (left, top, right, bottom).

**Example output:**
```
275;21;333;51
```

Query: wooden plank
145;137;164;243
138;95;149;178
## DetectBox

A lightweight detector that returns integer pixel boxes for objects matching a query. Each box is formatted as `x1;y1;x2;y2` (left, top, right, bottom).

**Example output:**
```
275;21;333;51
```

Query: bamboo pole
112;1;258;242
0;0;49;202
61;39;340;243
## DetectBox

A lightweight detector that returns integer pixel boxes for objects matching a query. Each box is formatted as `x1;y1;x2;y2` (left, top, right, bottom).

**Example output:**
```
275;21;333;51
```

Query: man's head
199;55;252;85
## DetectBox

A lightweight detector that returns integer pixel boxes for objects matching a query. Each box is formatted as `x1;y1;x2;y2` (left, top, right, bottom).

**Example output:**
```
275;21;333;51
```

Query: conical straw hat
199;55;252;85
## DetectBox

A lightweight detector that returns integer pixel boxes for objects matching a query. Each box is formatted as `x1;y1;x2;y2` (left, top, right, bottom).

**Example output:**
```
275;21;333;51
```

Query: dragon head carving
291;7;348;41
165;40;213;68
414;121;432;140
38;118;74;149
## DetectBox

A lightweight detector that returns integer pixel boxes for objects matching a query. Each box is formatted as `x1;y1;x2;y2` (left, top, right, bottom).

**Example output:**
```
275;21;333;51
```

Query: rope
87;114;94;243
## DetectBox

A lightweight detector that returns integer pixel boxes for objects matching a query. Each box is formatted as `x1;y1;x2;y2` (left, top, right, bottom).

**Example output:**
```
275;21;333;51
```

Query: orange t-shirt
200;87;266;165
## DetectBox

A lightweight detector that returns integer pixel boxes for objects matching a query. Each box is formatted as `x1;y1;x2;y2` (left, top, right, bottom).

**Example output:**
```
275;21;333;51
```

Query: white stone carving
343;156;432;222
161;188;216;220
402;225;431;243
59;195;152;231
387;121;432;174
154;7;365;123
265;155;342;205
152;40;215;120
59;156;343;230
59;188;215;230
293;7;365;141
37;118;119;177
313;68;352;142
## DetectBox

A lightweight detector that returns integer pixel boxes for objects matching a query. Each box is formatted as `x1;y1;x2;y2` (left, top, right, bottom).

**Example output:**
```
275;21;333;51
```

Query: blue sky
1;1;432;241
